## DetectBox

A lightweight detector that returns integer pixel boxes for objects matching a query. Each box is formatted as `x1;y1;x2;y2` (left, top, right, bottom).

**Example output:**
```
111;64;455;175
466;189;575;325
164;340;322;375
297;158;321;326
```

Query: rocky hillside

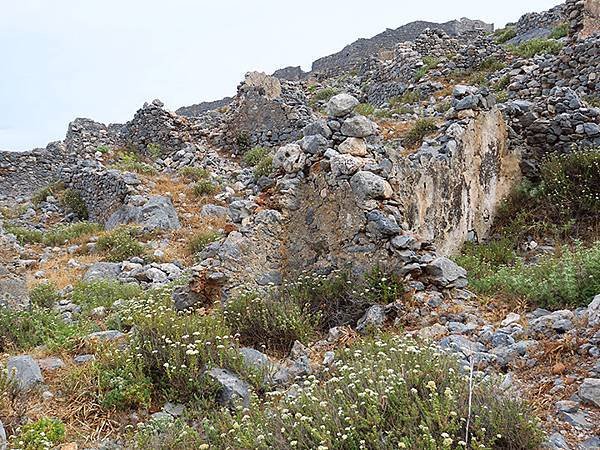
0;0;599;449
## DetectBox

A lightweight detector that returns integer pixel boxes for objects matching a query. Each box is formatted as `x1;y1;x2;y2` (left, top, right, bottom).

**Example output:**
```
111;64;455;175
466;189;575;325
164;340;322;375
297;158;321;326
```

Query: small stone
7;355;44;390
356;304;386;333
578;378;600;407
326;94;359;117
338;137;367;156
208;368;251;407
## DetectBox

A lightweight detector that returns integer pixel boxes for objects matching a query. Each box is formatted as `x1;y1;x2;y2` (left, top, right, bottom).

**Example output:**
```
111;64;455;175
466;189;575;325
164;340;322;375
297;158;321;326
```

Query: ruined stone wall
392;109;521;254
60;161;133;223
0;142;67;199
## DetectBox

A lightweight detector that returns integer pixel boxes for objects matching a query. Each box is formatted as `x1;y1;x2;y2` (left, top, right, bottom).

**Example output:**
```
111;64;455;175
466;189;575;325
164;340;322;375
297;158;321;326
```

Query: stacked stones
0;142;67;199
565;0;587;37
121;99;205;156
61;160;135;223
215;72;314;152
64;118;120;154
507;4;566;44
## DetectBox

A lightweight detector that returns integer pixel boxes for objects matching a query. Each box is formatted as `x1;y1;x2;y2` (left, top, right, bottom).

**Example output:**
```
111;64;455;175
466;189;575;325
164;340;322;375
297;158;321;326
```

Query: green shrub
187;231;221;255
390;90;421;106
61;189;89;219
31;181;65;206
96;227;145;262
540;150;600;217
478;57;506;72
0;306;90;352
509;38;563;58
253;155;274;179
96;144;111;154
191;180;219;197
114;151;158;175
313;87;338;102
403;118;437;146
200;334;543;449
179;166;210;181
95;349;152;410
494;26;517;44
118;287;258;402
72;280;142;313
355;103;375;116
460;242;600;309
10;417;66;450
130;416;203;450
242;146;269;167
147;143;162;159
6;222;101;247
584;95;600;108
29;282;61;308
236;132;252;153
549;23;569;39
494;75;511;92
223;291;320;353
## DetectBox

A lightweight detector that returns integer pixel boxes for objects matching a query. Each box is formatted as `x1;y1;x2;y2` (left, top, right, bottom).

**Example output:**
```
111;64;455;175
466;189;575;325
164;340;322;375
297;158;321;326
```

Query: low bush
354;103;375;116
114;151;158;175
147;143;162;159
509;38;563;58
179;166;209;181
191;180;219;197
187;231;221;256
0;306;90;352
236;132;252;153
200;334;544;449
242;146;269;167
223;291;320;353
403;118;437;147
96;226;145;262
95;349;152;410
312;87;338;103
72;280;142;313
6;222;101;247
253;155;274;179
60;189;89;219
478;57;506;72
118;287;259;402
31;181;65;206
29;282;61;308
549;23;569;40
390;90;421;106
130;416;203;450
459;242;600;309
494;26;517;44
10;417;66;450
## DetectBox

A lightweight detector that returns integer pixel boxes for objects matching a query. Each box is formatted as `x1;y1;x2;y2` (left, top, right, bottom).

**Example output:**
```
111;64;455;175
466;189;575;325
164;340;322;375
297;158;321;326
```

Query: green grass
508;38;563;58
29;282;61;308
242;146;270;167
179;166;209;181
31;181;65;206
355;103;375;116
5;222;102;246
403;118;437;147
72;280;143;314
198;334;543;449
187;231;221;256
129;416;203;449
9;417;66;450
313;87;338;102
191;180;219;197
549;23;568;40
458;242;600;309
113;151;158;175
0;306;93;352
494;26;517;44
96;226;145;262
61;189;89;219
390;90;422;106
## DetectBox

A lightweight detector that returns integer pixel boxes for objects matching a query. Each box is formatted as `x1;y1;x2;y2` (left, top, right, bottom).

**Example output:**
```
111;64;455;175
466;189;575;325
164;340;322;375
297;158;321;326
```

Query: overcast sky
1;0;561;151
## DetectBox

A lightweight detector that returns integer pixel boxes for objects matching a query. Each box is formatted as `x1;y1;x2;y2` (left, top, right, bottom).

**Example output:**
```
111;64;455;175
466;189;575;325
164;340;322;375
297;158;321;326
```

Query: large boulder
0;276;30;310
273;143;306;173
208;368;251;407
579;378;600;407
83;262;121;281
425;257;468;288
350;171;393;200
7;355;44;391
326;94;359;117
341;115;377;137
106;196;180;231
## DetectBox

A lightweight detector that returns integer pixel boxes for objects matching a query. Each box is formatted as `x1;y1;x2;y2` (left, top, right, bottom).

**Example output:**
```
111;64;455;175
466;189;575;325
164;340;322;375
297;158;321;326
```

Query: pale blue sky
1;0;560;151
